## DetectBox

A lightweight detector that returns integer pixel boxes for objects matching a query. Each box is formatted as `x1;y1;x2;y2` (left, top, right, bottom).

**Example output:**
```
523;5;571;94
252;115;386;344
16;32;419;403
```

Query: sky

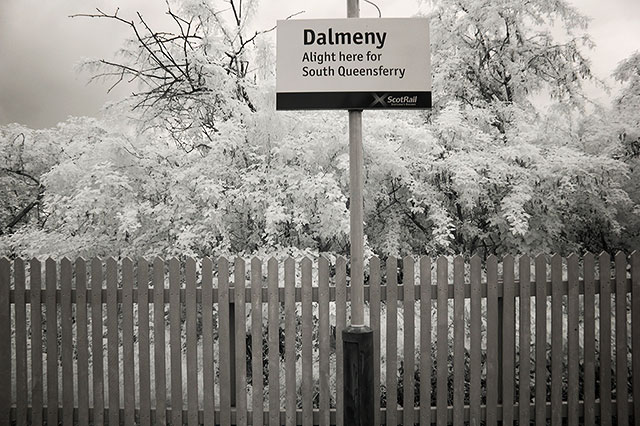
0;0;639;129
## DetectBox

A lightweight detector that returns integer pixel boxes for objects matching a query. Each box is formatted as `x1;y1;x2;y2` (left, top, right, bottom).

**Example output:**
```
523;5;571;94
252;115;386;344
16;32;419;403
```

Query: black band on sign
276;91;432;110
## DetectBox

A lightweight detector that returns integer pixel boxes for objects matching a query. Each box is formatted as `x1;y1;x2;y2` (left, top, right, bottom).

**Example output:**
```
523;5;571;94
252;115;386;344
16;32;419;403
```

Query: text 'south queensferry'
300;28;406;79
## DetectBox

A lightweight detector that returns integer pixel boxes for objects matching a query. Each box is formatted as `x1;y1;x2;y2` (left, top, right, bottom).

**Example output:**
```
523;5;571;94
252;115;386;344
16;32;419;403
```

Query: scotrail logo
370;93;418;107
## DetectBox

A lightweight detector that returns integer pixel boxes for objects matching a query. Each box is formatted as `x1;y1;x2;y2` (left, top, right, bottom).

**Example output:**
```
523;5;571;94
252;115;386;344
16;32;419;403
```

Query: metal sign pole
347;0;365;330
343;1;374;425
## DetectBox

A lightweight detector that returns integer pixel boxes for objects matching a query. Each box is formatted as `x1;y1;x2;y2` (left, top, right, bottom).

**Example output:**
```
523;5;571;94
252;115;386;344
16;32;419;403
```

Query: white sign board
276;18;431;110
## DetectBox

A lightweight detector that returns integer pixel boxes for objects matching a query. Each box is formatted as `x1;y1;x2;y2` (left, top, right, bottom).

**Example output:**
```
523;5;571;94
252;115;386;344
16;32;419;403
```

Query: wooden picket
0;253;638;425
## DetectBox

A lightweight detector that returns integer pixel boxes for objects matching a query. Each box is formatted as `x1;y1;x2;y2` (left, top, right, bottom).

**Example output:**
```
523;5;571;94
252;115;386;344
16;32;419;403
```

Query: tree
1;0;636;259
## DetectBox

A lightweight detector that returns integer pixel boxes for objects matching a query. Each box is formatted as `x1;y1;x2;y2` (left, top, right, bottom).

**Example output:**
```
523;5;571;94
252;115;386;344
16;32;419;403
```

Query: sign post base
342;325;374;426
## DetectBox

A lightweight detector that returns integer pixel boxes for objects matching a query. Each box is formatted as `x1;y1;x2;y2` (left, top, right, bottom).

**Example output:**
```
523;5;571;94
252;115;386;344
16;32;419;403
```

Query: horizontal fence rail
0;253;639;425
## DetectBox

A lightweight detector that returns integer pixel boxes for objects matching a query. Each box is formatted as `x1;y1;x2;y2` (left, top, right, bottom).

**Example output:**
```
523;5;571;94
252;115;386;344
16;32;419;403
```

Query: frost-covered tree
0;0;636;259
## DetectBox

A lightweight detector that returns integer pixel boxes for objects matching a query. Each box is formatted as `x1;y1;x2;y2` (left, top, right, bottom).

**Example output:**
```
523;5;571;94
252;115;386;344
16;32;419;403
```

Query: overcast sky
0;0;638;129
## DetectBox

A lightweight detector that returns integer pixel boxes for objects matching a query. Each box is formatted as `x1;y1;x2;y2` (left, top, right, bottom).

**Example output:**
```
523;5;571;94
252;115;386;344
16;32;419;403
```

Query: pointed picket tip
284;256;296;269
200;256;212;268
518;253;530;262
300;257;313;270
318;255;329;268
470;254;482;263
267;256;278;267
60;257;71;272
403;254;415;263
630;251;639;269
105;257;118;268
632;251;640;272
486;254;498;265
137;257;150;269
436;255;448;264
251;256;262;267
122;257;134;267
217;256;229;269
598;251;611;260
534;253;547;264
12;259;24;279
614;251;627;260
503;254;514;263
567;253;578;261
453;254;464;263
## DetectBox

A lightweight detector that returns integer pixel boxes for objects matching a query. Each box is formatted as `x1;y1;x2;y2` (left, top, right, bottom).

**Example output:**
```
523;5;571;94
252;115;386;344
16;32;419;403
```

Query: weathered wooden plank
370;256;381;426
335;257;346;426
169;258;183;426
218;257;231;426
91;258;105;426
75;259;90;425
534;254;547;426
502;255;515;426
186;257;199;426
235;258;248;426
201;258;215;426
452;256;464;426
583;253;596;426
469;255;481;426
551;254;562;426
251;258;264;426
599;252;612;426
419;256;432;426
75;258;89;424
436;256;448;426
301;258;313;426
518;255;531;426
632;251;640;426
567;254;579;426
267;258;280;426
137;258;151;426
14;259;28;425
153;258;167;426
61;258;74;425
284;258;296;426
46;258;59;426
106;258;120;426
122;258;136;426
486;255;498;426
386;257;398;426
318;257;330;426
30;259;44;426
615;252;628;426
0;258;10;425
402;257;416;426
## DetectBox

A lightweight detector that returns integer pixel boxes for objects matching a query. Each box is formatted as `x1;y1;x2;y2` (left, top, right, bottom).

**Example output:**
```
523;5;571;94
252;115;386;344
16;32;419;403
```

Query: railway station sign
276;18;431;110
